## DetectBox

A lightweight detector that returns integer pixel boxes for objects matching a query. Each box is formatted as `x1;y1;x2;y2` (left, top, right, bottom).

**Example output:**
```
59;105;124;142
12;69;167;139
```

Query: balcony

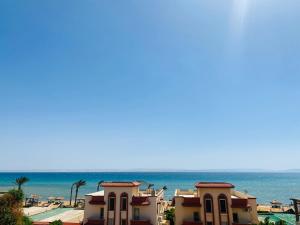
85;219;105;225
131;220;152;225
231;199;249;209
182;197;201;207
131;196;150;206
89;196;105;205
232;223;252;225
182;221;203;225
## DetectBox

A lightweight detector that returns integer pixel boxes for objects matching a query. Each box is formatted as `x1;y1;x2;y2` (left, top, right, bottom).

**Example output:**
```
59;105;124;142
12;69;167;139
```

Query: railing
182;221;203;225
131;220;152;225
85;218;105;225
89;196;105;205
182;197;201;207
175;189;196;196
131;196;150;206
231;199;248;208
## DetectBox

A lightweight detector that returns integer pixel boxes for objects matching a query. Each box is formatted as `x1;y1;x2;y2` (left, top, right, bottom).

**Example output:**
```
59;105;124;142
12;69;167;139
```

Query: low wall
33;222;81;225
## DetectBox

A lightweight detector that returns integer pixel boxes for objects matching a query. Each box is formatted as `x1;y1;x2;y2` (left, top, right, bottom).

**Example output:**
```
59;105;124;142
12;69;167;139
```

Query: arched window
120;192;128;211
204;194;214;225
204;194;213;213
218;194;228;214
108;192;116;211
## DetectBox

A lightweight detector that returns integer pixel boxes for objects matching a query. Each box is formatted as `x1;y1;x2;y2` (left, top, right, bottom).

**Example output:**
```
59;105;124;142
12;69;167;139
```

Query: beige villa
172;182;258;225
83;181;166;225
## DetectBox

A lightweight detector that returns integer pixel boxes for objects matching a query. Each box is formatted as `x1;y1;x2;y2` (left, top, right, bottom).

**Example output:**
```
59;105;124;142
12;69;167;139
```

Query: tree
0;189;24;225
69;182;77;206
165;208;175;225
49;220;63;225
15;177;29;191
97;180;104;191
147;183;154;189
0;188;33;225
74;180;86;207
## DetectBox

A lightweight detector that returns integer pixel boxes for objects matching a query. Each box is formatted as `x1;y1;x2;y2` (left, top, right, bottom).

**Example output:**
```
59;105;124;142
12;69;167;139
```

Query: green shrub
22;216;33;225
0;189;24;225
165;208;175;225
49;220;63;225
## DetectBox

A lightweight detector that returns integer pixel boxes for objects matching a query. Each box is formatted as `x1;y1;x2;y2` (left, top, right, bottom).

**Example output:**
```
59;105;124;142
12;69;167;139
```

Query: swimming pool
258;213;296;225
30;208;73;221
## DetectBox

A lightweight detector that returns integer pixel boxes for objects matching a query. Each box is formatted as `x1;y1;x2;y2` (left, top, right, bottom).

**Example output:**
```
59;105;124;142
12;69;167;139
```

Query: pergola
290;198;300;223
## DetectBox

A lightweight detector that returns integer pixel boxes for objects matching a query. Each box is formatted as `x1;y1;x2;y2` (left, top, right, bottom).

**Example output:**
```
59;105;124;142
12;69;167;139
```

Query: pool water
258;213;296;225
30;208;73;221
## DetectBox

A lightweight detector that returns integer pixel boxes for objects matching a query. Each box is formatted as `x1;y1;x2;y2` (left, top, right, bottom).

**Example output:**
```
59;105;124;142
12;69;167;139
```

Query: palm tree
15;176;29;191
74;180;86;207
147;183;154;189
69;182;77;206
97;180;104;191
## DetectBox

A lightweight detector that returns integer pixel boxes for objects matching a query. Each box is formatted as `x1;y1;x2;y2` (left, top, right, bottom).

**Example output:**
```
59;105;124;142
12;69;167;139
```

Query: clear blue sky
1;0;300;171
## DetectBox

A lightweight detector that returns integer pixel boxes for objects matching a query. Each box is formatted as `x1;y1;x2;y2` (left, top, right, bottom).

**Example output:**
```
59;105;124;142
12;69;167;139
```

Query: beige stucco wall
232;208;250;224
83;195;105;224
174;188;258;225
104;186;139;225
132;195;163;225
198;188;233;225
174;197;201;225
84;187;164;225
175;188;261;225
248;198;259;224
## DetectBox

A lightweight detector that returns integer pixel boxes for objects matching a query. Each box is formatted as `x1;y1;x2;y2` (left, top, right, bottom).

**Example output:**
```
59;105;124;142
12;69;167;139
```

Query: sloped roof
195;182;235;188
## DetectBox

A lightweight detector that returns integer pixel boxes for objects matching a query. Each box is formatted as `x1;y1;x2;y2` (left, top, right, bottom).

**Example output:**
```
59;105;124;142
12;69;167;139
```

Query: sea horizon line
1;168;300;173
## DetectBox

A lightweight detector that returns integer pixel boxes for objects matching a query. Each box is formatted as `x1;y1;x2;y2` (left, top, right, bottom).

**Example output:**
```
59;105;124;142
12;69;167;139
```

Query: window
193;212;200;222
206;222;213;225
108;193;116;211
109;197;115;210
233;213;239;223
219;199;227;213
121;219;127;225
133;208;140;220
100;208;104;219
205;199;212;213
109;219;114;225
121;197;127;211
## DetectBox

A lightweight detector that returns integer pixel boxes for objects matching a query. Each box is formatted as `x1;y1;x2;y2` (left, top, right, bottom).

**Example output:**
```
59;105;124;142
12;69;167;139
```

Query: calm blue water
0;172;299;204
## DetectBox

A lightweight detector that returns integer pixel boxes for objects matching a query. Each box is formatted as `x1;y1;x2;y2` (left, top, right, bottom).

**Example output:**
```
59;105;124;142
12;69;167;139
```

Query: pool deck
23;205;57;216
39;209;84;223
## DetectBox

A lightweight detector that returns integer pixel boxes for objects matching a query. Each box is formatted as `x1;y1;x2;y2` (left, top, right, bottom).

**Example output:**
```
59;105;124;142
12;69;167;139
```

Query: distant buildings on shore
83;181;258;225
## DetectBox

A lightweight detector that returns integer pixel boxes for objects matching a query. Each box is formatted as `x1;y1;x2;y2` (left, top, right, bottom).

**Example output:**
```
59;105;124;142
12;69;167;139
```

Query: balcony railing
182;197;201;207
182;221;203;225
85;218;105;225
89;196;105;205
231;199;249;208
131;220;152;225
131;196;150;206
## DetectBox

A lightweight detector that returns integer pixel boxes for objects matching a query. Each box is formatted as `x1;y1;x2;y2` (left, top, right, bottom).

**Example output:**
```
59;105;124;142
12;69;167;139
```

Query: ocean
0;172;299;204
